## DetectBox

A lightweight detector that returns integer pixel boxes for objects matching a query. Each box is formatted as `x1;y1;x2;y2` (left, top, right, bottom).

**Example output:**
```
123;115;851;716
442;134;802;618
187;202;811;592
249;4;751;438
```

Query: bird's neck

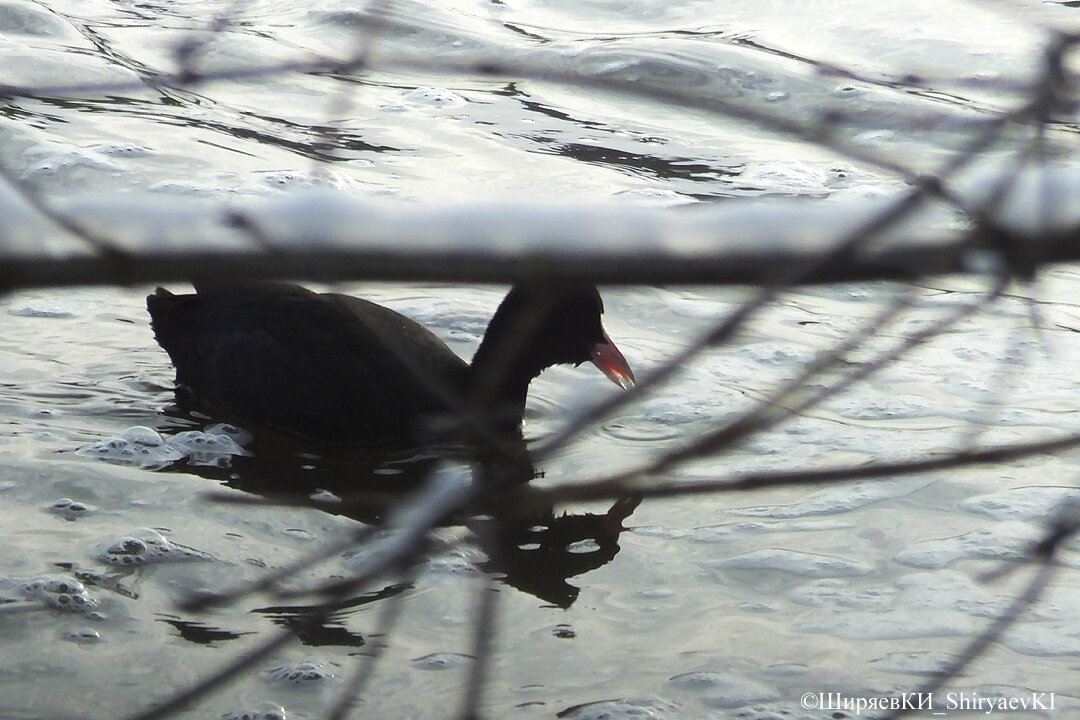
466;338;543;431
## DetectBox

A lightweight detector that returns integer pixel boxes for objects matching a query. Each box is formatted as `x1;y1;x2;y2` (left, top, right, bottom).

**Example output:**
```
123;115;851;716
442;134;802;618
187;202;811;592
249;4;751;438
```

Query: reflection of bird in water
146;281;640;617
475;494;642;609
156;419;642;613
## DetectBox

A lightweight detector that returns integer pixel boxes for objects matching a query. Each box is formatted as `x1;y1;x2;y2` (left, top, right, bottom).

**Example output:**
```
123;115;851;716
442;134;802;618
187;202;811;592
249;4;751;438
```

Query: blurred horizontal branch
2;163;1079;291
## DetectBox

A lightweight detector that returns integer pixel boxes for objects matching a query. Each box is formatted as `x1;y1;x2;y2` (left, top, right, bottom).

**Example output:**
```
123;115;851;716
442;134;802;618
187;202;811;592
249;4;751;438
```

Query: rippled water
4;0;1080;719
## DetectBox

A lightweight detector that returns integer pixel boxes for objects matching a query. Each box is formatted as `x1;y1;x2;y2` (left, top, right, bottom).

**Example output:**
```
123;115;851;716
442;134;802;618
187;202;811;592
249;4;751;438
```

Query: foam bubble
869;651;959;676
669;671;779;707
78;426;184;469
410;652;472;670
613;188;697;206
264;661;337;686
220;703;289;720
24;141;121;175
13;575;100;614
711;549;871;577
559;696;679;720
169;428;252;467
799;608;974;640
738;160;828;194
731;478;934;519
91;142;152;157
309;489;342;504
788;578;895;610
1003;624;1080;656
689;519;851;542
567;539;601;554
401;87;466;107
705;700;851;720
894;521;1040;569
60;627;103;644
94;529;214;566
960;486;1080;521
45;497;98;520
79;425;251;470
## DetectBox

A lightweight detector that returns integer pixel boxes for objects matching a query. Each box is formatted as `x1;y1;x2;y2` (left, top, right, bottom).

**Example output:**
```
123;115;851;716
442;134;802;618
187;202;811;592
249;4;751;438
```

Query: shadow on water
156;404;640;637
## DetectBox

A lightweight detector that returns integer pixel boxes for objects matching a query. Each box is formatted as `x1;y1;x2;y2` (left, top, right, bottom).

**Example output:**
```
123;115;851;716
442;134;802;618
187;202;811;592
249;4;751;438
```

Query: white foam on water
169;427;253;468
567;539;602;554
93;529;214;566
689;519;852;542
669;671;780;708
23;141;121;176
400;87;467;107
793;570;1024;641
0;575;100;614
868;650;959;676
77;427;185;469
894;521;1042;568
731;478;934;519
45;497;97;520
710;548;871;577
1002;624;1080;656
960;486;1080;521
78;425;251;470
220;703;289;720
788;578;896;610
798;608;975;640
698;700;838;720
559;696;679;720
60;628;103;644
410;652;472;670
264;661;338;687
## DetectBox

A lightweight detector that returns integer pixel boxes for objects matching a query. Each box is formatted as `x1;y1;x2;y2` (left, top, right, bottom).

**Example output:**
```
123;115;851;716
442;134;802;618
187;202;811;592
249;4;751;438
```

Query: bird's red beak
589;331;635;390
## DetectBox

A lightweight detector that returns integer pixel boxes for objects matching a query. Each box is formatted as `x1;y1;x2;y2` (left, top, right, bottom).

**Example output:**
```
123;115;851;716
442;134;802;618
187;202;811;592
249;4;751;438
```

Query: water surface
3;1;1080;719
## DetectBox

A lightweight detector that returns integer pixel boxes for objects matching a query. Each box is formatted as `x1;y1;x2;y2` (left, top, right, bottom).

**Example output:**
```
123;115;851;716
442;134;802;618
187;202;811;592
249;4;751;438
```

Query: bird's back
147;283;469;445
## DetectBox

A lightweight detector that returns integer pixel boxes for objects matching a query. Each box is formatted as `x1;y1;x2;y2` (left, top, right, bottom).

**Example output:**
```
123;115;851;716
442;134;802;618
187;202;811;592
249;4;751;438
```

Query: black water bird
147;282;634;446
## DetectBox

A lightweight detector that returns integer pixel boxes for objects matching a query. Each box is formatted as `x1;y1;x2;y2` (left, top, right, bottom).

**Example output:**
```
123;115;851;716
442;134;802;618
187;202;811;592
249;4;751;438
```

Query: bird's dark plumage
147;282;633;445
